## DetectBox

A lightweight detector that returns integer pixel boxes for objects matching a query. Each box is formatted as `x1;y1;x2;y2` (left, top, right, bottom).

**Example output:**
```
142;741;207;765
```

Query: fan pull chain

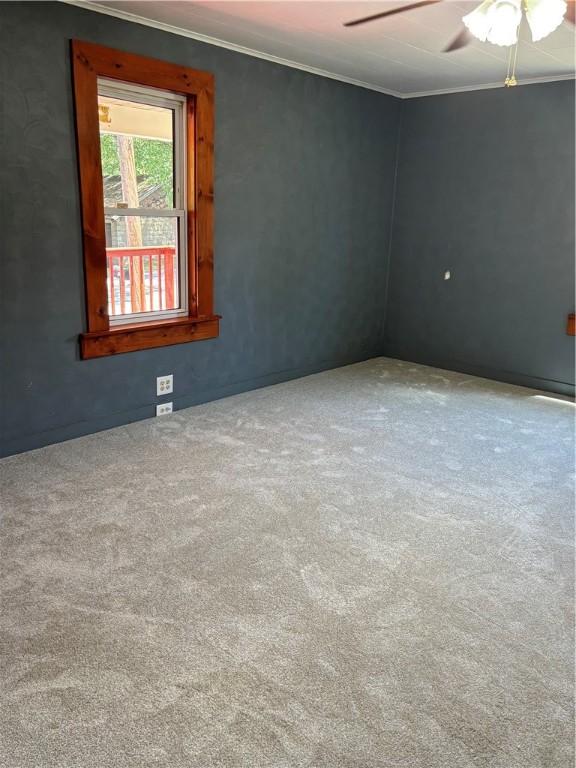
505;46;513;85
511;26;521;85
505;9;523;88
505;39;519;87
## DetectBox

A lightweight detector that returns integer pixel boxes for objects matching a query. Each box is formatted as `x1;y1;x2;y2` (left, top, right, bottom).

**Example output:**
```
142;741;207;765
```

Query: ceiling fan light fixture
525;0;567;41
464;0;522;46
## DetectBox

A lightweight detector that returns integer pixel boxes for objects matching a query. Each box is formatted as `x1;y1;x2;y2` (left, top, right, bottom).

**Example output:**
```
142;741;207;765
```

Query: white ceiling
73;0;576;96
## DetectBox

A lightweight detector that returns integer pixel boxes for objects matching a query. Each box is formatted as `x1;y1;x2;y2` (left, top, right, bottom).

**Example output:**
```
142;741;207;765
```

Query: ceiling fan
344;0;575;53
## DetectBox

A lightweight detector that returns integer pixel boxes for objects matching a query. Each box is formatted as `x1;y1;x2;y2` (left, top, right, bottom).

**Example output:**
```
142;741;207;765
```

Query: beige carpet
1;358;574;768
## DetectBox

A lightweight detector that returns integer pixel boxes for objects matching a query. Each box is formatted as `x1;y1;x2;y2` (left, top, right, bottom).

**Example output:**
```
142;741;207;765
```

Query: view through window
98;81;186;323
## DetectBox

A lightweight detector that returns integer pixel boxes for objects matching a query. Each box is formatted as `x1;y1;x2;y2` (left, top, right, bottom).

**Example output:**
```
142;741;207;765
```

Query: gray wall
0;2;400;457
384;82;575;394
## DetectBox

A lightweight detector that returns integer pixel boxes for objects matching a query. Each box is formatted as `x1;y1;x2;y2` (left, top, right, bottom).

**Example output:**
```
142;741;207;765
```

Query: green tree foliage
100;134;173;205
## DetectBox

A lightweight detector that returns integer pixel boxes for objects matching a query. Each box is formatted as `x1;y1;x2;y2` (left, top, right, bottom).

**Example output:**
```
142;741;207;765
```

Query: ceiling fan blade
443;27;473;52
344;1;442;27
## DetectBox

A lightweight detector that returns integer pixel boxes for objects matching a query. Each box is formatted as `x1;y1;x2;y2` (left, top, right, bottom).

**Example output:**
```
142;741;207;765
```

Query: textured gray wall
385;82;575;394
0;2;400;457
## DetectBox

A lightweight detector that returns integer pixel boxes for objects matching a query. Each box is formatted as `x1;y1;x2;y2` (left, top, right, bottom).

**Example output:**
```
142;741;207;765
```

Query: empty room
0;1;574;766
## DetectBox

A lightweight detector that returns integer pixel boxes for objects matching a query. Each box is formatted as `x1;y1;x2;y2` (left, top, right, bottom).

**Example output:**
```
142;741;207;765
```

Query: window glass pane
105;216;181;316
98;93;175;209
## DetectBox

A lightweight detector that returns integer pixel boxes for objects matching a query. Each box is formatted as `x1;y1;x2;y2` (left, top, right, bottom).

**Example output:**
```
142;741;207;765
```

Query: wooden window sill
80;316;220;359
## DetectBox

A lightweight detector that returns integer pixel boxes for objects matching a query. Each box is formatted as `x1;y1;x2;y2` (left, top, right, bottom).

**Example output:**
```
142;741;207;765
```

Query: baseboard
0;350;380;458
382;348;576;397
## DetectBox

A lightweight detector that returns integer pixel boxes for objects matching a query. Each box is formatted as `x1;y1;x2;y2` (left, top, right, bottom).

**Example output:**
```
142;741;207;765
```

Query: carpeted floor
1;358;574;768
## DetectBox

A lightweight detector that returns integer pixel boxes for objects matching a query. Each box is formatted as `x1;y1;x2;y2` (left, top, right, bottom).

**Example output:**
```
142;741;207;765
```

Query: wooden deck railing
106;246;177;316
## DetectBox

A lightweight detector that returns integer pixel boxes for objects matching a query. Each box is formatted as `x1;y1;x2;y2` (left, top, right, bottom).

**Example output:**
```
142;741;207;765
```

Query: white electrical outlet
156;402;173;416
157;374;173;396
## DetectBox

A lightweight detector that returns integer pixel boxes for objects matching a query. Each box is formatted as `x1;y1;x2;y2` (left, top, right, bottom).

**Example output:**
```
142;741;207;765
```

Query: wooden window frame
71;40;219;359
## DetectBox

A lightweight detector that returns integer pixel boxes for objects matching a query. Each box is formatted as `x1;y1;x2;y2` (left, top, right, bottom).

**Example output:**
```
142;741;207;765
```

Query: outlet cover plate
157;374;173;397
156;402;173;416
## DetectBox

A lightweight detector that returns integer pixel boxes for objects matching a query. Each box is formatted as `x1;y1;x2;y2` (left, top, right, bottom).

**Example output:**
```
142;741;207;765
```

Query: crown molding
60;0;403;98
402;72;576;98
61;0;575;100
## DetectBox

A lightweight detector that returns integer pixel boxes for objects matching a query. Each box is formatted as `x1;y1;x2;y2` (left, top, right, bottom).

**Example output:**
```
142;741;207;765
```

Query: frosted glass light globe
463;0;494;41
488;0;522;45
525;0;567;41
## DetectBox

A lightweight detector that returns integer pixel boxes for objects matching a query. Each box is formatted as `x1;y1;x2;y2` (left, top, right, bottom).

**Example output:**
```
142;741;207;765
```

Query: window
71;41;218;358
98;81;186;323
